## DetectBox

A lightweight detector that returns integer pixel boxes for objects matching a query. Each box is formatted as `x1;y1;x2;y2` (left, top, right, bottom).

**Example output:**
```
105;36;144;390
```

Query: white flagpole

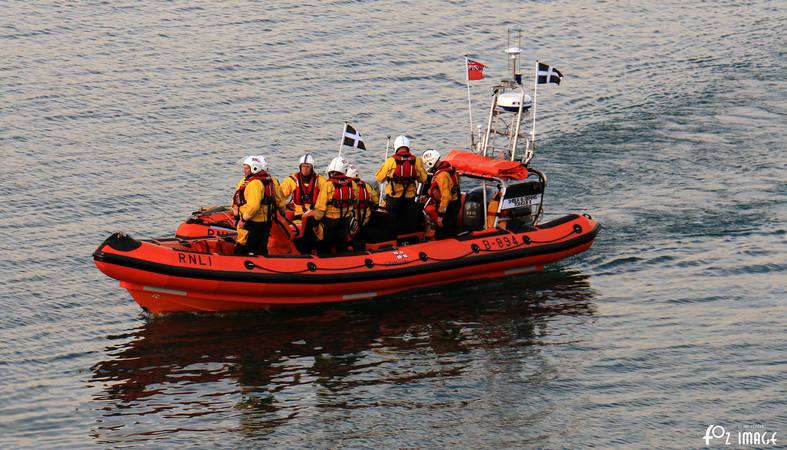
379;135;391;207
383;135;391;160
338;122;346;156
531;61;539;148
465;56;474;150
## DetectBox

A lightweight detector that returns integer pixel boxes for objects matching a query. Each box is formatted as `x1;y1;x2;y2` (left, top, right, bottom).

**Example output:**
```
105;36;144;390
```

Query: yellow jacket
374;153;428;199
314;178;357;221
353;180;379;225
236;176;286;223
487;192;506;230
280;173;325;215
432;170;459;214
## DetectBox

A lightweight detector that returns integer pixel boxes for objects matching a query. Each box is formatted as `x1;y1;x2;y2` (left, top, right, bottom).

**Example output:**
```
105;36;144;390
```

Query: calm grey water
2;1;786;448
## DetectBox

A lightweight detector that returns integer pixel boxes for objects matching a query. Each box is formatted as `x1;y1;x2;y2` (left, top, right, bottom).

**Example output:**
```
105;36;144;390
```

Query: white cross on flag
342;123;366;150
537;62;563;85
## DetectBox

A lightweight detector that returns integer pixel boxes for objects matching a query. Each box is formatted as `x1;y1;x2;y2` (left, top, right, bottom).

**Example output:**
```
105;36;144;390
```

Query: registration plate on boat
501;193;541;209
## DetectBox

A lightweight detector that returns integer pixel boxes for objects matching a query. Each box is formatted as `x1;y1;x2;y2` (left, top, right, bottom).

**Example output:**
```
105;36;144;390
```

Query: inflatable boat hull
94;214;598;314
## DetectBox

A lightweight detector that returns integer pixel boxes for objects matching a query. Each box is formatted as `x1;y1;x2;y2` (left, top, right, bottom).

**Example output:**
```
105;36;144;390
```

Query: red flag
466;59;485;81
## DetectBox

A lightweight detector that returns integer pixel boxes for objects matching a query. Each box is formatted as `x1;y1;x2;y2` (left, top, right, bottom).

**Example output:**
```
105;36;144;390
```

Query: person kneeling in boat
233;155;286;256
374;135;428;233
313;156;356;255
421;149;461;240
346;163;378;251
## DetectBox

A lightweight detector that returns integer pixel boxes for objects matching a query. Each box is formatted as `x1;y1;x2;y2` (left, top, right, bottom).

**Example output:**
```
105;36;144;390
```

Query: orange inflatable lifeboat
93;151;599;314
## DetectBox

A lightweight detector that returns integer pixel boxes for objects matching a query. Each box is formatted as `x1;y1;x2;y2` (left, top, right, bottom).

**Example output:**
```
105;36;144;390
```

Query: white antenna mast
478;30;533;163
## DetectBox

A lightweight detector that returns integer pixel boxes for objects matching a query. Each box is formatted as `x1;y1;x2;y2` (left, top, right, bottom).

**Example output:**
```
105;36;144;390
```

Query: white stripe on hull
342;292;377;300
143;286;187;296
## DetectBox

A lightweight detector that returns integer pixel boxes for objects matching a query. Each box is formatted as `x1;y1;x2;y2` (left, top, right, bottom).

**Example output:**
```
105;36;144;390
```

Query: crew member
422;149;461;239
279;153;324;220
346;164;379;250
374;135;428;232
314;156;356;255
232;155;286;255
280;153;324;253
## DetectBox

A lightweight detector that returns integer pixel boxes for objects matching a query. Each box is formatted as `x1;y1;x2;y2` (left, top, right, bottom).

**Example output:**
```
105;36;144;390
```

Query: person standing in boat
422;149;461;239
374;135;428;233
346;164;379;250
280;153;324;221
280;153;324;253
313;156;356;254
232;155;286;255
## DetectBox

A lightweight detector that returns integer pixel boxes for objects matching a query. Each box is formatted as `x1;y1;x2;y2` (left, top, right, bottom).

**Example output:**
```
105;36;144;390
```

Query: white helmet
298;153;315;167
345;164;359;178
326;156;349;175
242;155;265;174
422;149;441;170
255;155;269;172
393;135;411;151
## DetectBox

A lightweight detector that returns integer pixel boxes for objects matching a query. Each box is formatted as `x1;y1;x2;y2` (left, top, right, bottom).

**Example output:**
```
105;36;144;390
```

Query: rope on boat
528;224;583;244
243;226;582;274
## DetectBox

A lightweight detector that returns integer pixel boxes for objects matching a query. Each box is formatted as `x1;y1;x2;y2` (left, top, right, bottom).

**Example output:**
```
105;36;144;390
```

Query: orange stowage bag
443;150;529;180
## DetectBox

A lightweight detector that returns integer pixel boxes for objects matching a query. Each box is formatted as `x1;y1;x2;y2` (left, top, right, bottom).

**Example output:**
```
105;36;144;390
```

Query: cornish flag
342;123;366;150
537;62;563;85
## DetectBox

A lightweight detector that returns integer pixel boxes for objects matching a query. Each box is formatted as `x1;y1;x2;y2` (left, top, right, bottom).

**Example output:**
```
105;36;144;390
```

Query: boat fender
244;260;255;270
419;252;428;262
573;224;583;234
364;258;374;268
471;244;480;253
523;236;531;244
307;262;318;272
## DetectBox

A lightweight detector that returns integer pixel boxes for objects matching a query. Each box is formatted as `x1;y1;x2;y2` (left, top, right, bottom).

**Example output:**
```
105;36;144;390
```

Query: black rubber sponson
105;232;142;252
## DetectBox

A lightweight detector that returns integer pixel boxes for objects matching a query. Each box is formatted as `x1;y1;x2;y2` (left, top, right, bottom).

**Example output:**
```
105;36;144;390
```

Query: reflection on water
90;269;595;443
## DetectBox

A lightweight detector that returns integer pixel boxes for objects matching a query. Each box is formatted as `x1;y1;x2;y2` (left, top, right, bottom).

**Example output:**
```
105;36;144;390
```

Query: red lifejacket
353;178;374;223
233;171;276;209
391;149;417;188
288;172;319;206
428;161;460;203
354;179;373;208
329;175;355;216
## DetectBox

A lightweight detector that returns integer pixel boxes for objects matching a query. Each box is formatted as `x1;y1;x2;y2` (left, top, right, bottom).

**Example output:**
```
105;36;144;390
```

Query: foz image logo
703;424;778;447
